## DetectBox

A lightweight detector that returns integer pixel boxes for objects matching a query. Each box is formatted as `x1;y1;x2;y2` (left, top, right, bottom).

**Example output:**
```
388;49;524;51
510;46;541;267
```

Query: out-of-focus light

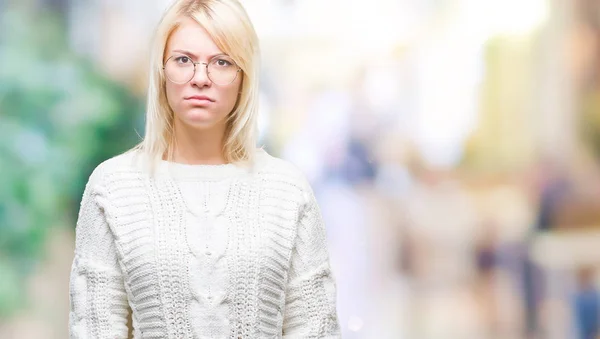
466;0;550;37
343;0;422;56
413;36;483;168
490;0;549;36
363;61;402;112
246;0;426;58
348;315;364;332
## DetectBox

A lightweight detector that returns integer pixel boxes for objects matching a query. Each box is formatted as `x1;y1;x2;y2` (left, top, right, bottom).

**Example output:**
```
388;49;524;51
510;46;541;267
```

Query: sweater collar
155;148;267;181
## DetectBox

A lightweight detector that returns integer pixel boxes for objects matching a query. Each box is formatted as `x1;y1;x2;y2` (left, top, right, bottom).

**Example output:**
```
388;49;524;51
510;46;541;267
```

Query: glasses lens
164;56;194;84
208;56;239;85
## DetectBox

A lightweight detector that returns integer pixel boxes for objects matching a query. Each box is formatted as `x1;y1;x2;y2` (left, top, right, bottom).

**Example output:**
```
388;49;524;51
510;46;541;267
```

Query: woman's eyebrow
171;49;226;60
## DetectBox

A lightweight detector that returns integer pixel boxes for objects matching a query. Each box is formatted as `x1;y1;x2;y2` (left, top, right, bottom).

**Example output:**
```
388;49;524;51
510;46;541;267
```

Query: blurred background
2;0;600;338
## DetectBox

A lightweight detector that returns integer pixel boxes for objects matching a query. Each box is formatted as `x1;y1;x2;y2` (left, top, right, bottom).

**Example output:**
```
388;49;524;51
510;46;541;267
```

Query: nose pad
190;63;211;86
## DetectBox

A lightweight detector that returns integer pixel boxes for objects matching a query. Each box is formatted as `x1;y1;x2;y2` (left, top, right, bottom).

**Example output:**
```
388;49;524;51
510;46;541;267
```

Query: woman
68;0;341;338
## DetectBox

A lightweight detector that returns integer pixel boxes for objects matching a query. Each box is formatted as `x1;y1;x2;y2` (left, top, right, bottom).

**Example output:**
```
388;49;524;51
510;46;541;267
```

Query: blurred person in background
474;219;501;338
68;0;341;338
572;267;600;339
523;159;570;338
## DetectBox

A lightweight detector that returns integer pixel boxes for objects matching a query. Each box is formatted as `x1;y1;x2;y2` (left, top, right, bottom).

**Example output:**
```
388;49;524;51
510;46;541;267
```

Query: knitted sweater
68;148;341;338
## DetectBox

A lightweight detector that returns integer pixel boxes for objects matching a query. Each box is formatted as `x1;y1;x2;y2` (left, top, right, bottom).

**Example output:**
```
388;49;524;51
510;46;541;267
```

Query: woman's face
163;17;242;131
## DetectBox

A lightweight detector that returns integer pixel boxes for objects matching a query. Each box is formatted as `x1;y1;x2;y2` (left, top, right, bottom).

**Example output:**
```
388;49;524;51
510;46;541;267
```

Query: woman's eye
216;59;232;66
175;56;190;64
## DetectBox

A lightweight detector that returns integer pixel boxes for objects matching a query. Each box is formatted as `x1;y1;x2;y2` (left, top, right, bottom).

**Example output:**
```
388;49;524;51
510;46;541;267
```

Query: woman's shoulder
85;148;143;188
255;147;311;192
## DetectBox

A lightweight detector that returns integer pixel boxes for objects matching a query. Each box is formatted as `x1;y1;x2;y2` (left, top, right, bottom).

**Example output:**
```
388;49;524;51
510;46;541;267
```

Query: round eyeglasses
163;54;241;86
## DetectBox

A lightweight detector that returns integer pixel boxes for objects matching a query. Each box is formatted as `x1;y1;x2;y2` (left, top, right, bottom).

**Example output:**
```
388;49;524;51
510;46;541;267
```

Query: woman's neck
167;120;228;165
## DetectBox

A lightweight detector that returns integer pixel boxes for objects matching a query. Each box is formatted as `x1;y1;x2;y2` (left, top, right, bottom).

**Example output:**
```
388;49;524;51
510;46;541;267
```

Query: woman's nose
190;63;211;87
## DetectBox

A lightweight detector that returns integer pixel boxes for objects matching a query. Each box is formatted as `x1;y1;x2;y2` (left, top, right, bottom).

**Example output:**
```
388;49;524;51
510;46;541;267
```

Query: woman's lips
184;95;214;103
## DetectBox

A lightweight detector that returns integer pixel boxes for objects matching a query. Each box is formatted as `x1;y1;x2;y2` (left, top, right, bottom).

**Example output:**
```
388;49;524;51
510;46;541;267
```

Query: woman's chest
102;175;303;300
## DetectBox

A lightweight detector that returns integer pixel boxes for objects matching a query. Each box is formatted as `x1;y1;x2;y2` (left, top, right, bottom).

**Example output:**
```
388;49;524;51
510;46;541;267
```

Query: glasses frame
162;54;242;85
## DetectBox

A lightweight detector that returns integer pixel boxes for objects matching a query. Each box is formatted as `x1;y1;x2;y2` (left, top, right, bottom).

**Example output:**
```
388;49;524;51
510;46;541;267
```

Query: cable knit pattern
69;164;132;338
68;148;341;338
281;177;340;338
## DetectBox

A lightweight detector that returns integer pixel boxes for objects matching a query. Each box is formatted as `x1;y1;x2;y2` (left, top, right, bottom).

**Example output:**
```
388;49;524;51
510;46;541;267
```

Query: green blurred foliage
0;5;143;317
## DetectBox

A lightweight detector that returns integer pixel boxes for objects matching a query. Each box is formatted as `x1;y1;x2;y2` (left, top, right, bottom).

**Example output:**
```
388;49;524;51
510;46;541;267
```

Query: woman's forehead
166;17;224;58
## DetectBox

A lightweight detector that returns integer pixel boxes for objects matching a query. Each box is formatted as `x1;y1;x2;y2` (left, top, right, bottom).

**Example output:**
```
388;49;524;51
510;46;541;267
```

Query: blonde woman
68;0;341;338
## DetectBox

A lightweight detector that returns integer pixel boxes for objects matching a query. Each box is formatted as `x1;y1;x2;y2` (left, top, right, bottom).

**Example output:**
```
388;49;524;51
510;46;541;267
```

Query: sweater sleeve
69;166;130;338
282;179;341;338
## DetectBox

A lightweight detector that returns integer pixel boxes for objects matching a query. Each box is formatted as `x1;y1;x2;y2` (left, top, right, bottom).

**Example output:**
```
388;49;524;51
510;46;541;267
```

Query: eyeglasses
163;54;242;86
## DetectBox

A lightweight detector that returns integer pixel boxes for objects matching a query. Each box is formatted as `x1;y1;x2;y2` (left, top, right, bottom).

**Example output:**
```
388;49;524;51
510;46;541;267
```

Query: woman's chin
182;110;223;129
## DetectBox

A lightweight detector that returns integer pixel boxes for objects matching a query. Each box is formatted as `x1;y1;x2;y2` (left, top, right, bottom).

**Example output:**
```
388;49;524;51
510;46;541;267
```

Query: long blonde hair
133;0;260;172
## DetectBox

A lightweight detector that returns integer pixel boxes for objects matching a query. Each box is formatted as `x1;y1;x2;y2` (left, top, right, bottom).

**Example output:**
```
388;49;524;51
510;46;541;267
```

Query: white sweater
68;148;341;338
